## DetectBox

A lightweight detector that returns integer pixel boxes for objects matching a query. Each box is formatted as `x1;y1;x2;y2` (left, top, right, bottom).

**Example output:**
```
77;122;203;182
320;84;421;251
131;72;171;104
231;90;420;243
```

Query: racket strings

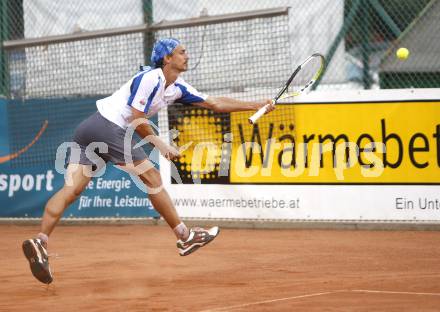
294;60;321;88
284;55;324;98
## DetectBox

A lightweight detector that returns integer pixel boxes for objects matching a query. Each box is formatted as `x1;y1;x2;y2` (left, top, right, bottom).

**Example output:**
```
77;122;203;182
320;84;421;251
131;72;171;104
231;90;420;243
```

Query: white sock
173;223;189;241
37;232;49;245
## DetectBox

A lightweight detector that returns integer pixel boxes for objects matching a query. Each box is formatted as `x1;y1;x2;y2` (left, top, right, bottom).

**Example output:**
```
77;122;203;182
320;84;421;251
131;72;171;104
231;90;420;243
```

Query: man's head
151;38;188;72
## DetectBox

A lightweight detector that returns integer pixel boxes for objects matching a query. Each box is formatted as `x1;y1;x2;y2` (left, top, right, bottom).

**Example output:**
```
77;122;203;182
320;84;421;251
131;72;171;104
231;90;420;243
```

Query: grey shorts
71;111;148;166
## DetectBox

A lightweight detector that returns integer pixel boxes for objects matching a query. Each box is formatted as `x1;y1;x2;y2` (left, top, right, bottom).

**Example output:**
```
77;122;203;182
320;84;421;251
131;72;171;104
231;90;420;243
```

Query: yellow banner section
230;101;440;183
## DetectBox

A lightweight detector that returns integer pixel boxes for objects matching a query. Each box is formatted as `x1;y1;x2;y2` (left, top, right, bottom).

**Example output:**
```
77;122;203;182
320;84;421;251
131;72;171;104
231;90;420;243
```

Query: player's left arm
194;96;273;113
130;108;180;160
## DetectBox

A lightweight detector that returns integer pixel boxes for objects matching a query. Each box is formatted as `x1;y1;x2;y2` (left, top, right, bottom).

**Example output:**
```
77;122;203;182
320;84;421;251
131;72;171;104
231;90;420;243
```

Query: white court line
352;289;440;296
200;290;345;312
200;289;440;311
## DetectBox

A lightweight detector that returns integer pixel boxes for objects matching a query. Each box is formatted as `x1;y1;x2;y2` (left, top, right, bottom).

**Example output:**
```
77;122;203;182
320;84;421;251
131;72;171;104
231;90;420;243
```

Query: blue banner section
0;99;9;155
0;98;159;218
0;165;159;218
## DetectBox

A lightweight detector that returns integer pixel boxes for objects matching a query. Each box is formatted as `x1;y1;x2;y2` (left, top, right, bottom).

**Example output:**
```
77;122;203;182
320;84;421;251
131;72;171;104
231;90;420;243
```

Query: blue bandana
150;38;180;68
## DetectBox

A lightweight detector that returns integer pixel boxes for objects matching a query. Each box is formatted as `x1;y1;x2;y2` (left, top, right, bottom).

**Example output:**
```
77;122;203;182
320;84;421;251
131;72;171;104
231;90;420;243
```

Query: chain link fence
1;0;439;170
1;0;439;99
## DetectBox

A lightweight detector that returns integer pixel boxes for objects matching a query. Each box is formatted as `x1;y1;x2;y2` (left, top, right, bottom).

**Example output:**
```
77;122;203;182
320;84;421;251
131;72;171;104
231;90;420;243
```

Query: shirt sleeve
174;78;208;105
127;72;161;113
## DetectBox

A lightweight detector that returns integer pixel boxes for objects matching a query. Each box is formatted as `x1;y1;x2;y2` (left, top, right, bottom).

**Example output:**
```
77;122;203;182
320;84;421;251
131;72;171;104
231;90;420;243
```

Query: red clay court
2;224;440;311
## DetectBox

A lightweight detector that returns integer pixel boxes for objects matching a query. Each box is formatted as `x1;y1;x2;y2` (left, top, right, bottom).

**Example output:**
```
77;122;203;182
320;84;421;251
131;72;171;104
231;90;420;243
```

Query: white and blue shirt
96;68;207;129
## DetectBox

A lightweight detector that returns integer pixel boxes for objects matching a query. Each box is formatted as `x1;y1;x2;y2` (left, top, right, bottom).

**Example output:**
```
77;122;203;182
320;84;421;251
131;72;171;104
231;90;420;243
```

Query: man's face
167;45;189;72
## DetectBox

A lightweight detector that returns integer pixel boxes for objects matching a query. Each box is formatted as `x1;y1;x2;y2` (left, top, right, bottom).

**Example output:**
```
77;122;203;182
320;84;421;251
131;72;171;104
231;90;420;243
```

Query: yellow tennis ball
396;48;409;60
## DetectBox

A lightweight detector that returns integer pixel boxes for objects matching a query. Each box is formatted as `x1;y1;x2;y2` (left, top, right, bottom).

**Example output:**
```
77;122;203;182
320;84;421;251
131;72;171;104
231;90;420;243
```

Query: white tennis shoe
177;226;220;256
22;238;53;284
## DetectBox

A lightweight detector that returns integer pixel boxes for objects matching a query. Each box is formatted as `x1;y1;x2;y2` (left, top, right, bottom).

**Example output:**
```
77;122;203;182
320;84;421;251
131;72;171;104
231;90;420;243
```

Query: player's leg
41;164;92;236
106;112;219;256
22;164;92;284
138;165;181;228
121;159;219;256
119;160;183;230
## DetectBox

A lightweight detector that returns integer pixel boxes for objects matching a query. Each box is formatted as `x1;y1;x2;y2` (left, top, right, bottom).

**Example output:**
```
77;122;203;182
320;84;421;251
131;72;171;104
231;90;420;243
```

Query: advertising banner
161;89;440;222
0;98;158;218
229;101;440;183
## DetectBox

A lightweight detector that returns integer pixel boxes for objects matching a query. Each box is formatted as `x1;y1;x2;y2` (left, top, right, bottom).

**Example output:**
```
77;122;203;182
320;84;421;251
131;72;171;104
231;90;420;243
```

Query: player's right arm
196;96;273;113
173;77;274;114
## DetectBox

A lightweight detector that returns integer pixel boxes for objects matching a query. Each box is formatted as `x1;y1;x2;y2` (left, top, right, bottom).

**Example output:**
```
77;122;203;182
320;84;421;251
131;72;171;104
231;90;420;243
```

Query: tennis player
22;38;273;284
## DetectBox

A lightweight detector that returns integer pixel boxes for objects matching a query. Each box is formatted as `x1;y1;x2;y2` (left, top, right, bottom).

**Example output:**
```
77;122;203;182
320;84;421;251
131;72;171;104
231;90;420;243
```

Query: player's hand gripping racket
249;53;325;124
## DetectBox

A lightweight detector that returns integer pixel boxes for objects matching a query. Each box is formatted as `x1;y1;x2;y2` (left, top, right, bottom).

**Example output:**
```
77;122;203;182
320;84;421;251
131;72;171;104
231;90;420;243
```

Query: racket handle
248;104;270;124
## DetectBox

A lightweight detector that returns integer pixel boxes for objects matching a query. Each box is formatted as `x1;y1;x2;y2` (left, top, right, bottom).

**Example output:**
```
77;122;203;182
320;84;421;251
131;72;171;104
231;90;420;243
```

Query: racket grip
248;104;270;124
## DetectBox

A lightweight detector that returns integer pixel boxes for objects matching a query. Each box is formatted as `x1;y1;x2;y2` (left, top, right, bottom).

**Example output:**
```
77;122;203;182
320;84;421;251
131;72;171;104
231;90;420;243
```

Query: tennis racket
249;53;325;124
